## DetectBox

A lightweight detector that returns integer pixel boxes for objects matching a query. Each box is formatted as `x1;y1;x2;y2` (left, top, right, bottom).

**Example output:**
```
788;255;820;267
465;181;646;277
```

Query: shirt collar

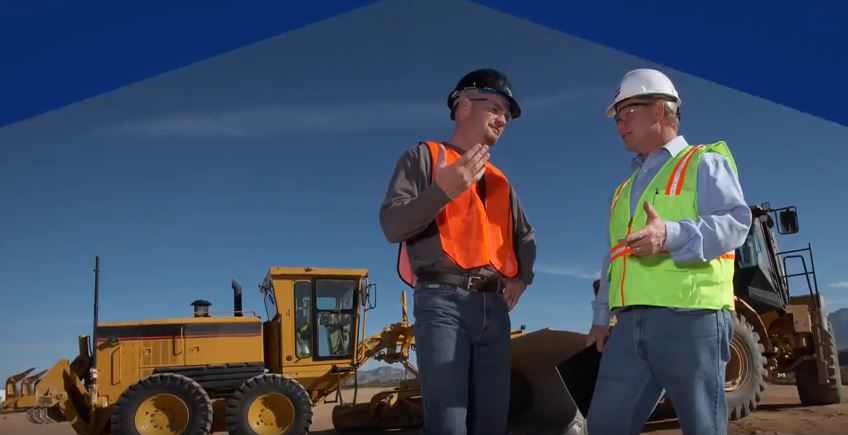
631;135;689;170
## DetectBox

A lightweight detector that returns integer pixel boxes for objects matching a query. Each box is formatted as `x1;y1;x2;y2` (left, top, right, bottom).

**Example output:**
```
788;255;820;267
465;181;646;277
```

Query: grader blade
507;328;597;435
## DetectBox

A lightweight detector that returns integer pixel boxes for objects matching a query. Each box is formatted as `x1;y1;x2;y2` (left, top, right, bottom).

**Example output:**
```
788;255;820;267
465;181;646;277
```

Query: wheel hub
725;338;749;391
247;392;295;434
134;393;189;435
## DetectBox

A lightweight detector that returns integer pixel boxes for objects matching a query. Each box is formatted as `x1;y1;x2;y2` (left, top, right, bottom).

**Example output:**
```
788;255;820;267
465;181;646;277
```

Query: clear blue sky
2;0;847;378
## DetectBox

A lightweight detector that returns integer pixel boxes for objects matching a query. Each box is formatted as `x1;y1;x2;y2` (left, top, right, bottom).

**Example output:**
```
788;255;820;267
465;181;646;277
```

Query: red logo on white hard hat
614;88;621;98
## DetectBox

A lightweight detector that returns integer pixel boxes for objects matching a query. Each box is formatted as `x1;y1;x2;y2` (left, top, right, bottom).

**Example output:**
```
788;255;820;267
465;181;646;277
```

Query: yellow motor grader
4;260;588;434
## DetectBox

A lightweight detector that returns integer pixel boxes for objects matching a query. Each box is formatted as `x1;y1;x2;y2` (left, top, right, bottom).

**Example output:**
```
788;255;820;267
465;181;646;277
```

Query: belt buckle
466;275;485;291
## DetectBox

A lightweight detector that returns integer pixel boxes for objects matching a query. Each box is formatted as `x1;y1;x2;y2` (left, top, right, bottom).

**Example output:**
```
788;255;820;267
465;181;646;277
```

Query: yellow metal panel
185;335;264;366
94;340;127;405
263;320;282;373
99;316;261;328
110;346;121;386
279;279;296;368
15;394;35;408
140;338;184;368
785;304;813;333
267;267;368;278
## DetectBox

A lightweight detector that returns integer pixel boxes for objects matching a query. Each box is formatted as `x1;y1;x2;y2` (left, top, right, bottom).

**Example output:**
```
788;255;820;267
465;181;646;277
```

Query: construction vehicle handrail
779;243;821;308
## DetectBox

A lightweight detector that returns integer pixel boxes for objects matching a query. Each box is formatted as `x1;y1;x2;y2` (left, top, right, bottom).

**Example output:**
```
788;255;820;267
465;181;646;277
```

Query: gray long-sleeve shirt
379;142;536;285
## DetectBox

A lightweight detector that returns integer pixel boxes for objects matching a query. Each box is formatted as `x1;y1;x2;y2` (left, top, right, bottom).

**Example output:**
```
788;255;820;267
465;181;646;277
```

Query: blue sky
2;0;847;378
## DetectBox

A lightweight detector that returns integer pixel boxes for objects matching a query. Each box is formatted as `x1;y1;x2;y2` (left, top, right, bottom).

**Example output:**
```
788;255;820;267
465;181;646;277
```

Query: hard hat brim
604;102;617;118
477;88;521;119
500;92;521;119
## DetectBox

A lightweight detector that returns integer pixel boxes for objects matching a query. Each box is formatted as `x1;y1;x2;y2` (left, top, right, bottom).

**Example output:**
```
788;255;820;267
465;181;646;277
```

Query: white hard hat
605;69;681;118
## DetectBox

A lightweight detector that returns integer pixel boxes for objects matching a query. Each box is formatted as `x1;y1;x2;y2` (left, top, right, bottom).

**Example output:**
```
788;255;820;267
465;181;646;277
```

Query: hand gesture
433;143;490;198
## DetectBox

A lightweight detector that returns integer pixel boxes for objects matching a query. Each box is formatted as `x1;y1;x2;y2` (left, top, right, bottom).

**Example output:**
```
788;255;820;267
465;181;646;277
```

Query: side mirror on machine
776;207;799;234
362;282;377;311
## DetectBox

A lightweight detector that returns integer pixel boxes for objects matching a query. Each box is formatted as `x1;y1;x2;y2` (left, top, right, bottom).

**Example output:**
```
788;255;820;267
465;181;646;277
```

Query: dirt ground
645;384;848;435
2;384;846;434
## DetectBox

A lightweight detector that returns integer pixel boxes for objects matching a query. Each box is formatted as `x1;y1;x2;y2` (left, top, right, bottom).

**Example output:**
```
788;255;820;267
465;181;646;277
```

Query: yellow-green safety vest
607;142;739;310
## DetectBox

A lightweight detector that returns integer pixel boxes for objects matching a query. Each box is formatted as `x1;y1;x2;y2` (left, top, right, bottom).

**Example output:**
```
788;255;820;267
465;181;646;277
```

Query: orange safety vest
397;141;518;287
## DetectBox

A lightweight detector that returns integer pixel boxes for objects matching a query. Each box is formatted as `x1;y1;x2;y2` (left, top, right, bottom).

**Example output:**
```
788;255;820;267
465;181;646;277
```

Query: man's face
614;98;661;153
460;93;510;146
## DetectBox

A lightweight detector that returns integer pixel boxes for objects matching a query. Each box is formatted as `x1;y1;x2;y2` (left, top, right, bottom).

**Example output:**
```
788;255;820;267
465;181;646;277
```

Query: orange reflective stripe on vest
397;142;518;288
608;242;632;262
665;145;704;195
611;178;630;212
610;248;737;263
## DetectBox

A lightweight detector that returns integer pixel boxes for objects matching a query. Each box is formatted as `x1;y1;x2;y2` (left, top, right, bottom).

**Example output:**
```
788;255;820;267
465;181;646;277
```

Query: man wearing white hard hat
586;69;752;434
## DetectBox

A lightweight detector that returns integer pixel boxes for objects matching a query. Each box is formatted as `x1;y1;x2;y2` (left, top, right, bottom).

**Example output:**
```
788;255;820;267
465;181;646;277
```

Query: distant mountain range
346;366;410;387
829;308;848;351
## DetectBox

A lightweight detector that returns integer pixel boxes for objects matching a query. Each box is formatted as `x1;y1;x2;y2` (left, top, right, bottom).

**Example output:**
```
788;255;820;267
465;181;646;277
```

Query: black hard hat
447;68;521;120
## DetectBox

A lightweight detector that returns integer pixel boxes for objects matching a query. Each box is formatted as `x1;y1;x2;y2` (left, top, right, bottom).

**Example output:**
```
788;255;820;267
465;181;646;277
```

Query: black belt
618;305;661;312
416;270;504;293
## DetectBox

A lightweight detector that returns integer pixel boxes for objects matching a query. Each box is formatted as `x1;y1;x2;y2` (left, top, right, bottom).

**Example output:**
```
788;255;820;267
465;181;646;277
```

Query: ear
652;101;665;123
454;97;472;120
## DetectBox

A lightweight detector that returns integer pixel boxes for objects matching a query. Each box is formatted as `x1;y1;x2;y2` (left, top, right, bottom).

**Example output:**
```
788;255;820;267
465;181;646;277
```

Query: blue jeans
587;307;732;435
413;282;511;435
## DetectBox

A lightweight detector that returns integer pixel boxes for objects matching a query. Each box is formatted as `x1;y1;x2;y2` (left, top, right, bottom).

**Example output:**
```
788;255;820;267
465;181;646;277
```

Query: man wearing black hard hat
379;68;536;434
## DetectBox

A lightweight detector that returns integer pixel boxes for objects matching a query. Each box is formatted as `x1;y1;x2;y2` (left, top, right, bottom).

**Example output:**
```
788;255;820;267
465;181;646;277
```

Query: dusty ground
645;384;848;435
1;384;846;434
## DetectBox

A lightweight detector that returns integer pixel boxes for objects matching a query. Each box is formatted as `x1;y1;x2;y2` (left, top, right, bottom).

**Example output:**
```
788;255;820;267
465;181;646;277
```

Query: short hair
662;100;679;131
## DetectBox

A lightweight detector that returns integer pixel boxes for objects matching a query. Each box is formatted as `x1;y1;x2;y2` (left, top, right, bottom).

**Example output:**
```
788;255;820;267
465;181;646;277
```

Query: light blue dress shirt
592;136;752;325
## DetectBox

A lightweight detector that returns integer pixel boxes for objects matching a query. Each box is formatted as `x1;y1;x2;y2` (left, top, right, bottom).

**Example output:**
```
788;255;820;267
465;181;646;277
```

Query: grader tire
110;373;213;435
796;321;844;405
225;373;312;435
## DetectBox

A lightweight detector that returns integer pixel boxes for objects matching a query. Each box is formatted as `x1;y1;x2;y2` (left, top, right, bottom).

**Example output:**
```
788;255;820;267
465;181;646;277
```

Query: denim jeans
586;307;732;435
413;282;512;435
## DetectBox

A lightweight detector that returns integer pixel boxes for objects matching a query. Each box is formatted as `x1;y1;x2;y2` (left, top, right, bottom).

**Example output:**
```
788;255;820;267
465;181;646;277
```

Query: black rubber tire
225;373;312;435
796;321;844;405
725;312;768;420
110;373;213;435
